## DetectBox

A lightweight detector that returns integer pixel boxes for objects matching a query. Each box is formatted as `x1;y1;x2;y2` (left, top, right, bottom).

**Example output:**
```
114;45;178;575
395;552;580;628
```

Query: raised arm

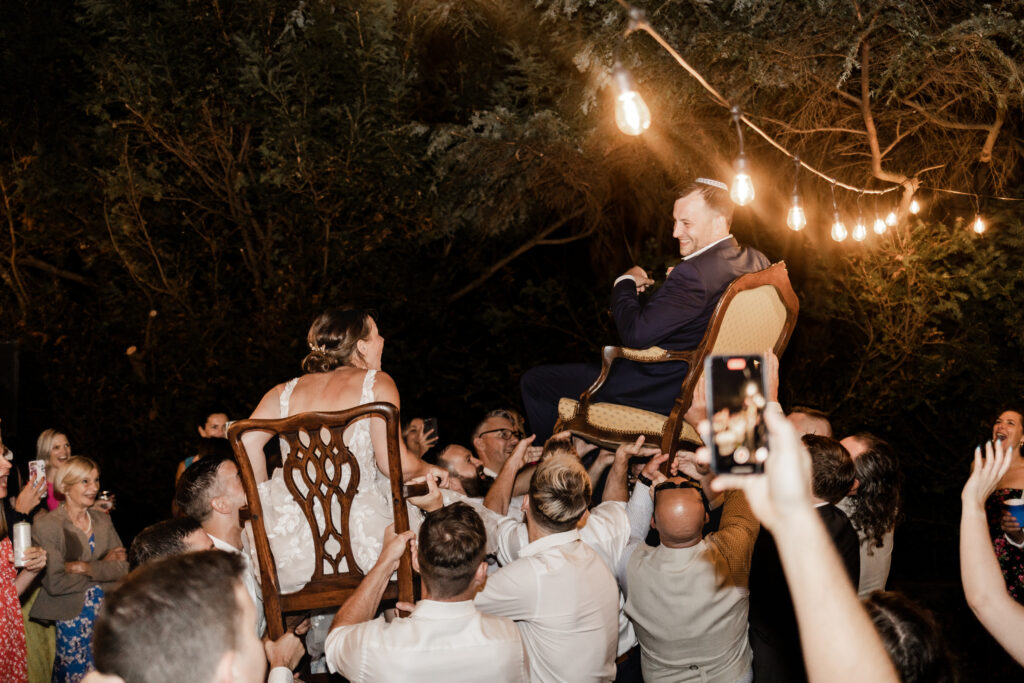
960;440;1024;664
240;384;284;484
369;372;447;486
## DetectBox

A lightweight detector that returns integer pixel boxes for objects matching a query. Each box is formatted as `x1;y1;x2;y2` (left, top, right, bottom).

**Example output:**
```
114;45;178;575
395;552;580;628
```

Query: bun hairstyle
302;308;374;374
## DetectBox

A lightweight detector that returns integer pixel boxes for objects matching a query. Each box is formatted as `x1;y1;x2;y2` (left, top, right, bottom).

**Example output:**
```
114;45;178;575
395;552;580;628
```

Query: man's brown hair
417;502;487;599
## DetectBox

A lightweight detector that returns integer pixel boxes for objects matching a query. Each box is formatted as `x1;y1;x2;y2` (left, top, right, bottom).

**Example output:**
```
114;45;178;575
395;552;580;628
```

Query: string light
971;194;985;234
872;196;886;235
612;64;651;136
729;106;755;206
786;156;806;231
606;2;1024;235
830;182;847;242
851;194;867;241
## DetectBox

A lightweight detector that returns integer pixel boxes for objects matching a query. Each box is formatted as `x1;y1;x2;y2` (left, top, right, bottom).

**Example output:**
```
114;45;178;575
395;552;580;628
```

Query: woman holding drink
985;408;1024;603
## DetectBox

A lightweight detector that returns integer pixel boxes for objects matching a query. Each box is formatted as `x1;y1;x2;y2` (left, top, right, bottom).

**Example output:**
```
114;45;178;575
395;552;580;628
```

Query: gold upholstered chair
554;262;799;457
227;402;416;642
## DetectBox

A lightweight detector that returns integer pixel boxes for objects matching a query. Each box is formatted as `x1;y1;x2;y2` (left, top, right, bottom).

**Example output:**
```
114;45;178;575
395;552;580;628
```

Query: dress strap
360;369;377;403
280;377;300;417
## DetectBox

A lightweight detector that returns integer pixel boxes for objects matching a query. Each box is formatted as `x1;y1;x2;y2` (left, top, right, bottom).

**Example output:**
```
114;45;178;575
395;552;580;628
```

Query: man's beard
460;467;495;498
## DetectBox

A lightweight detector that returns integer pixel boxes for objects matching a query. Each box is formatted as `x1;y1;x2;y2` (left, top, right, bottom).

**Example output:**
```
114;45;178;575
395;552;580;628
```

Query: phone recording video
705;354;769;474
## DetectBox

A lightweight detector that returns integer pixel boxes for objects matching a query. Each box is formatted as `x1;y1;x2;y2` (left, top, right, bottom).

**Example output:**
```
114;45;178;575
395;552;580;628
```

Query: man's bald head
653;478;708;548
788;408;833;438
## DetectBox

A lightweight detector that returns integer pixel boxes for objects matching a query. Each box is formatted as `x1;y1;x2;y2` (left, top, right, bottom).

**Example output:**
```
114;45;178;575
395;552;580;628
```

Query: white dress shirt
209;533;266;638
325;599;529;683
475;529;620;683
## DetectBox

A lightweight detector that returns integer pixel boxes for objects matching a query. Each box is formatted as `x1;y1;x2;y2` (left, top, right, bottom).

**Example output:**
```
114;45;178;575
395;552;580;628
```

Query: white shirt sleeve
475;558;539;620
324;620;378;676
267;667;294;683
613;274;637;287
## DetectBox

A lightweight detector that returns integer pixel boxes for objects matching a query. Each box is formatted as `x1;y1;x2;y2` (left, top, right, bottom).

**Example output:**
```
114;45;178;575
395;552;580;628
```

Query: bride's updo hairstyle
302;308;374;373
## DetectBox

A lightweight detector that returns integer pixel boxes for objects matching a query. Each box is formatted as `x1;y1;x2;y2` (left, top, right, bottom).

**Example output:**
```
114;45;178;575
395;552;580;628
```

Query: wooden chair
227;401;416;641
554;262;799;457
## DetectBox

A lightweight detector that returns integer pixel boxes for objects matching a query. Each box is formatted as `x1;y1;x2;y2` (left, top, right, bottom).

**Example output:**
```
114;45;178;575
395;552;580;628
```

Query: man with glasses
471;410;524;479
622;456;759;683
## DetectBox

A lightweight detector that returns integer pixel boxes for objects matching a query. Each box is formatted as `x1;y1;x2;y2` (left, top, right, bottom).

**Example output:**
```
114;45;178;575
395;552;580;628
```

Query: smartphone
422;418;438;440
705;354;769;474
28;459;48;497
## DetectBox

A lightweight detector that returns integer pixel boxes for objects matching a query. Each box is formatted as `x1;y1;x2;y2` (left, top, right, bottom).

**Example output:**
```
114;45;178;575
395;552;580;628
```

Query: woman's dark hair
301;308;374;374
847;433;902;549
864;591;954;683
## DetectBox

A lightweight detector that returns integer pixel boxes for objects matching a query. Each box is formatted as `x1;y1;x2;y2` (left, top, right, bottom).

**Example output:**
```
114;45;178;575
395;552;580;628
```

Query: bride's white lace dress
248;369;397;594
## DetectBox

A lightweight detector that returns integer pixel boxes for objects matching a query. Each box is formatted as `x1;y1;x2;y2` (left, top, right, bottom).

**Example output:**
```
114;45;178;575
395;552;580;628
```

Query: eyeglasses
478;428;523;441
654;476;711;515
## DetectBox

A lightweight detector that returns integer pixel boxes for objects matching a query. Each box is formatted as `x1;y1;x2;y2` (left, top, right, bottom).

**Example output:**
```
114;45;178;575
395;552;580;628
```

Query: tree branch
446;208;588;304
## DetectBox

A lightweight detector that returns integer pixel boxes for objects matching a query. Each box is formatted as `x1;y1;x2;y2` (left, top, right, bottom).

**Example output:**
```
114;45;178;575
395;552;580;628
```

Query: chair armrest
577;346;695;409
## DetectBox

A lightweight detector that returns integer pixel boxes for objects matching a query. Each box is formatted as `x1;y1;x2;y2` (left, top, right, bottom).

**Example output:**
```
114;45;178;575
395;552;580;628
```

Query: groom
520;178;770;441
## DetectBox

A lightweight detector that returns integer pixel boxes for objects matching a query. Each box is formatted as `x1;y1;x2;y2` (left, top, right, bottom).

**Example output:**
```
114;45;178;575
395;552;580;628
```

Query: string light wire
613;2;1022;203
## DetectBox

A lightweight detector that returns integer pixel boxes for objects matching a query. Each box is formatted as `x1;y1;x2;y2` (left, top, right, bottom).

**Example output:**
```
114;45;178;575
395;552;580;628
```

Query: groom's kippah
695;177;728;191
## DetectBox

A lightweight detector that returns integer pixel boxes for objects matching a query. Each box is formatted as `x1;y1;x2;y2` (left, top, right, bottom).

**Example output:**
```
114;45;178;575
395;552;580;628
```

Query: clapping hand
621;266;655;294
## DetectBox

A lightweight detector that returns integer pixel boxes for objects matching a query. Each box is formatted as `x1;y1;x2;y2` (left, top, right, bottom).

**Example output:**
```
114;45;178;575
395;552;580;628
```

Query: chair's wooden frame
556;262;799;457
228;401;415;641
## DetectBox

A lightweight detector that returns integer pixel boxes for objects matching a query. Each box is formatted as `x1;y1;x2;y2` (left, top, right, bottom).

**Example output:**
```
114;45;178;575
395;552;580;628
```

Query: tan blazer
30;506;129;621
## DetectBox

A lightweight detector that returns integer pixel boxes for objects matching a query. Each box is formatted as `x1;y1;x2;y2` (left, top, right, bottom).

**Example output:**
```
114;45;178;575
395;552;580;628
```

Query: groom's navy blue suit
521;236;769;440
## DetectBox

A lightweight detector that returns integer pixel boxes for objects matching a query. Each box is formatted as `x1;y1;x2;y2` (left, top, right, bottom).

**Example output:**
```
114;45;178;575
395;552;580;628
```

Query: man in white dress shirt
325;502;529;682
175;454;268;637
475;453;621;682
92;550;302;683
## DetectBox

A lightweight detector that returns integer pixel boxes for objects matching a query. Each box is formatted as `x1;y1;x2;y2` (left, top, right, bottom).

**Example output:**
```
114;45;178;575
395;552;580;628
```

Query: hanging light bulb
828;181;846;242
852;219;867;242
909;197;921;214
831;213;848;242
786;157;805;230
787;198;806;231
973;214;986;234
612;65;651;136
873;216;887;235
851;193;866;241
885;210;898;226
729;106;754;206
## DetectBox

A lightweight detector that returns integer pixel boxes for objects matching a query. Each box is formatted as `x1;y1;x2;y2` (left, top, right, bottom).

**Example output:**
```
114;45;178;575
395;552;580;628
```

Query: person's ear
213;650;234;683
411;541;421;574
848;478;860;495
472;560;488;591
197;425;206;438
704;512;710;525
714;213;729;235
210;495;231;516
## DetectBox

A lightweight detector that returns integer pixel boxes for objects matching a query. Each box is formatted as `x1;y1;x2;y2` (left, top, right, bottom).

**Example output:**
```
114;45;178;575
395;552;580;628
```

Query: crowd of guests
3;308;1024;683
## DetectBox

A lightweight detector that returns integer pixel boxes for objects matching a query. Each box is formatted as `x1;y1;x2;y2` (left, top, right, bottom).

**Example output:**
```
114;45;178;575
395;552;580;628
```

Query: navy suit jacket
601;236;770;414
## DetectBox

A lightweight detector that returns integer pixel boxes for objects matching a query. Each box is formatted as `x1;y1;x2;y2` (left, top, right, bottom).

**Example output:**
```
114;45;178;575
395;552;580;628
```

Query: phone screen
422;418;438;440
705;354;769;474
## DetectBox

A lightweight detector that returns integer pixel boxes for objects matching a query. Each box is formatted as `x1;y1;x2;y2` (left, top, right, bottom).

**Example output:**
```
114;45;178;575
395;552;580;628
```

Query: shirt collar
208;534;241;554
520;528;581;557
482;466;499;479
411;600;477;619
682;234;734;262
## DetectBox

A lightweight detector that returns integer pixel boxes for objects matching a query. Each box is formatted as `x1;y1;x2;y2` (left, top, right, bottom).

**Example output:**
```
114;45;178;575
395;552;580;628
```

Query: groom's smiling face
672;191;728;257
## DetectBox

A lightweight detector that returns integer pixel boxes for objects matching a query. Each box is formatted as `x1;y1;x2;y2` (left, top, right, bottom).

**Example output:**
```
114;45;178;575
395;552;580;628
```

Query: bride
241;308;447;594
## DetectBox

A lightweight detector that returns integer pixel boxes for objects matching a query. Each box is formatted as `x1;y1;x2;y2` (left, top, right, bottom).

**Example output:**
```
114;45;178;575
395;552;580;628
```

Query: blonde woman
36;429;72;512
31;457;128;682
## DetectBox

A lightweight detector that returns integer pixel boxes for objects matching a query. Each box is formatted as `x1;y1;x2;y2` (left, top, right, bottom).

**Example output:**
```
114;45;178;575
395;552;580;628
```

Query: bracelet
636;472;654;488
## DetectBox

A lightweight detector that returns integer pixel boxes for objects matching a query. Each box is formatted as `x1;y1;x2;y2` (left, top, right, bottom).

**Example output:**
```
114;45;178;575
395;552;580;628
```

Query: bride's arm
370;372;441;483
240;384;282;484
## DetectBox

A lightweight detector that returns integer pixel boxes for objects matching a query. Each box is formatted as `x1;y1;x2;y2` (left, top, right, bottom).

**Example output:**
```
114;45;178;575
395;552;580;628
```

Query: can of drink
13;521;31;568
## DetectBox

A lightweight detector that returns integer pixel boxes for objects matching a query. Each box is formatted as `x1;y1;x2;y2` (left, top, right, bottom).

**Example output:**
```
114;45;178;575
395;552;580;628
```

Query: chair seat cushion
557;398;702;446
